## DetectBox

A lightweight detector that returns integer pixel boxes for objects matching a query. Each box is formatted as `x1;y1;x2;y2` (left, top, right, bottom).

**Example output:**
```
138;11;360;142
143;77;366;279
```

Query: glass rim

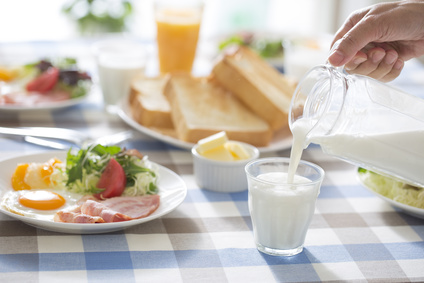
244;157;325;186
154;0;204;10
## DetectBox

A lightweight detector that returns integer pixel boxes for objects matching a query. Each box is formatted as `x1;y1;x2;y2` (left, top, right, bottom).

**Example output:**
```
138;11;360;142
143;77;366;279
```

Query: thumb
328;20;378;66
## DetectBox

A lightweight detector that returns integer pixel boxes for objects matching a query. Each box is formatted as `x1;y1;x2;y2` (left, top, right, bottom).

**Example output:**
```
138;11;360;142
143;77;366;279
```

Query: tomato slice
26;67;59;93
95;158;127;199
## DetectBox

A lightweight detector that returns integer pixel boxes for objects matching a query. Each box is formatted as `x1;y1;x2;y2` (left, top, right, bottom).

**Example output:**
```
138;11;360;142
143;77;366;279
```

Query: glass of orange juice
155;0;203;74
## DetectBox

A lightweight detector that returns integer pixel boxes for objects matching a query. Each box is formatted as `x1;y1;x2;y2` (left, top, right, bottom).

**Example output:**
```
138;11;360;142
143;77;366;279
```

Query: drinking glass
245;157;324;256
155;0;203;74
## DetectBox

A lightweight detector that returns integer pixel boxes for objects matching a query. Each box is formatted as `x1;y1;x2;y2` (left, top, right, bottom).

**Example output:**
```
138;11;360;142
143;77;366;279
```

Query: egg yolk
11;163;31;191
19;191;65;210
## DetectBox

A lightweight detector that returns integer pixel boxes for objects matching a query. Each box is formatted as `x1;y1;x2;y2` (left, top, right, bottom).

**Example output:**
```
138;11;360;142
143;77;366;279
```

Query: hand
328;0;424;82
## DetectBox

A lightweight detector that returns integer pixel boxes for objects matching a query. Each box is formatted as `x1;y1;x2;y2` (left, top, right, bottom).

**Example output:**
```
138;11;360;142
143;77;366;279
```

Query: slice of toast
163;73;273;147
212;46;296;131
129;76;174;129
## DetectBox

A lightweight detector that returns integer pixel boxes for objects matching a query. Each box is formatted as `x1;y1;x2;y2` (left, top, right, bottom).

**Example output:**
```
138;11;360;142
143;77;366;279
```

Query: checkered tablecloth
0;40;424;283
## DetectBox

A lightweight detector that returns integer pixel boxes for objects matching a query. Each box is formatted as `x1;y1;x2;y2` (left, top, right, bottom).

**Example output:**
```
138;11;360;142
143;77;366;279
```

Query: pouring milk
287;64;424;187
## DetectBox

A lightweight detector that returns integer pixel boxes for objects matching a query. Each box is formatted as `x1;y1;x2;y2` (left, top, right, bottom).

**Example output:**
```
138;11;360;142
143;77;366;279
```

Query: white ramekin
192;141;260;193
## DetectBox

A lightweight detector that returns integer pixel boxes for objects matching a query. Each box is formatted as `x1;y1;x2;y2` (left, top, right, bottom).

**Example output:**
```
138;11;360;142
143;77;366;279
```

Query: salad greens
358;168;424;209
65;144;158;196
218;33;284;58
23;57;92;98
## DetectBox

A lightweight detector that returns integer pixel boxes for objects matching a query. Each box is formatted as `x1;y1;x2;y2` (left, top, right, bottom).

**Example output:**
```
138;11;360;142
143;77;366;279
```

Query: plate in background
116;98;293;153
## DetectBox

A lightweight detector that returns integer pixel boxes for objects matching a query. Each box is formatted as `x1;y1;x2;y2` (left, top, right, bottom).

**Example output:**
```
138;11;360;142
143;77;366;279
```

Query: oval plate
116;97;293;153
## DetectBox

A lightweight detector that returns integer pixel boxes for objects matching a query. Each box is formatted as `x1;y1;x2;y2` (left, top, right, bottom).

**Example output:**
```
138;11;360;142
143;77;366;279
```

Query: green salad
22;57;92;98
61;144;158;198
218;32;284;59
358;168;424;209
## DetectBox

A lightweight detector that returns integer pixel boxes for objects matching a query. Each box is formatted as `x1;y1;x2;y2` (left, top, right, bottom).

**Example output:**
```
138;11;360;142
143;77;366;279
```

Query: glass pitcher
289;64;424;187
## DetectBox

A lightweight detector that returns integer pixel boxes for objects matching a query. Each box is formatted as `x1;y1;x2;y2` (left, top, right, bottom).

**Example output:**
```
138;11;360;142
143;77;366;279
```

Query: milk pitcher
289;64;424;187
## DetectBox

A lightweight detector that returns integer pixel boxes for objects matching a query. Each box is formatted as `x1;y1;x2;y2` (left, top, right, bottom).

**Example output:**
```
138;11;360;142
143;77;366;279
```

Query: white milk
289;113;424;186
249;172;319;250
97;53;145;106
287;118;312;183
312;130;424;186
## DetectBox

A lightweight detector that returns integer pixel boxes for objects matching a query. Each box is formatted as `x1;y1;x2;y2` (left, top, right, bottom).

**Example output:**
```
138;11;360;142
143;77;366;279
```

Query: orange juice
156;8;202;74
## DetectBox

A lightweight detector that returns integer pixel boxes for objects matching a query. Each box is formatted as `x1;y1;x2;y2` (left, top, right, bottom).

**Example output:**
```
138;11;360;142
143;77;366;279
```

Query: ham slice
102;195;160;219
81;195;160;223
54;195;160;223
0;90;71;106
54;211;105;223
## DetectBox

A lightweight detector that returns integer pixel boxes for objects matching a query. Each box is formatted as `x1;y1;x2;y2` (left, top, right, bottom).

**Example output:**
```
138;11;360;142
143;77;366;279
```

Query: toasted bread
212;46;296;130
129;76;174;129
163;73;272;147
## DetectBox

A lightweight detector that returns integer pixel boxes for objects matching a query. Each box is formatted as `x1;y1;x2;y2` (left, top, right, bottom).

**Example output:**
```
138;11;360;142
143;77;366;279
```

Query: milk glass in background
92;41;146;110
245;157;324;256
155;0;203;74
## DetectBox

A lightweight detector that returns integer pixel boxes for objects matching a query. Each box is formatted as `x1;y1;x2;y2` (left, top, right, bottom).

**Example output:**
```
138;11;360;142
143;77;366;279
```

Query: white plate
0;93;89;112
116;98;293;153
358;171;424;219
0;151;187;234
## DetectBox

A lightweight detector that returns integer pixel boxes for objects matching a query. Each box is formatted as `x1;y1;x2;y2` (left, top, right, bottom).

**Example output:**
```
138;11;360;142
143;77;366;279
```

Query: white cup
245;157;324;256
92;40;146;110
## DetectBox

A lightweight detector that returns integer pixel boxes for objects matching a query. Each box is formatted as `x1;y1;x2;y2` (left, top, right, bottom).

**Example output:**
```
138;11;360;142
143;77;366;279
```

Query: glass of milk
245;157;324;256
92;40;146;111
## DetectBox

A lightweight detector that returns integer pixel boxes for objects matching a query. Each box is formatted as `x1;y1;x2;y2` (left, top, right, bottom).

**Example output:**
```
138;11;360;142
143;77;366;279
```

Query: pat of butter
225;141;250;160
196;132;252;161
197;131;228;154
201;144;234;161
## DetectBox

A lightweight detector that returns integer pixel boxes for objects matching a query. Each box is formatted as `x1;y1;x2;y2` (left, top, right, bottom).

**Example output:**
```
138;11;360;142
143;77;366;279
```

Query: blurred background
0;0;388;42
4;0;419;81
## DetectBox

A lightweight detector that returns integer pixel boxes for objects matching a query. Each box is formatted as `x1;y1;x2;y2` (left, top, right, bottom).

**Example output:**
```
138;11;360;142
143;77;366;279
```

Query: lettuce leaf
358;168;424;209
65;145;158;196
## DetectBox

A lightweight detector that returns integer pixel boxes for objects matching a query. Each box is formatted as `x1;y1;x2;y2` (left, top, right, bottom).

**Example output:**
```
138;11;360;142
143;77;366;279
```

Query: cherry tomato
26;67;59;93
95;158;127;199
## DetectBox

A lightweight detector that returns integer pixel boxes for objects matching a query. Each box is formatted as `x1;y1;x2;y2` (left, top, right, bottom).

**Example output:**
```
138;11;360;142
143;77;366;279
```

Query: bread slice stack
129;75;177;136
128;46;296;147
163;73;272;147
212;46;296;131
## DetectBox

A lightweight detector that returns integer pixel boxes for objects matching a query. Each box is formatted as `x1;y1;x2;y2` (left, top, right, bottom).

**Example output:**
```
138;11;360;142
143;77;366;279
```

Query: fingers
343;45;404;82
368;49;399;81
344;51;367;70
328;6;386;67
380;59;404;82
345;46;386;74
330;7;370;49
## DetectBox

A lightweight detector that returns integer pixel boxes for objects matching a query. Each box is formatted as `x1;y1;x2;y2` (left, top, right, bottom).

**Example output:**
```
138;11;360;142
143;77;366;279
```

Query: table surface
1;40;424;283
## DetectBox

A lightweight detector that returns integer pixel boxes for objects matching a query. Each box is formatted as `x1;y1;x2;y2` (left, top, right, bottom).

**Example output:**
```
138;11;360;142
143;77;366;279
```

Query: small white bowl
192;141;260;193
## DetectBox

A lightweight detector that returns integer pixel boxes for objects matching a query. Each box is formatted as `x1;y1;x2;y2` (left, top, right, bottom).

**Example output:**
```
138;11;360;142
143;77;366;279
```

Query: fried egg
1;189;83;221
4;158;82;221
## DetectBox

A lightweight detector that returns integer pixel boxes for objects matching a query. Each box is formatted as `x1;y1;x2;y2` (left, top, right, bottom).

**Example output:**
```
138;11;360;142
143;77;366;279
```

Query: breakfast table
1;39;424;283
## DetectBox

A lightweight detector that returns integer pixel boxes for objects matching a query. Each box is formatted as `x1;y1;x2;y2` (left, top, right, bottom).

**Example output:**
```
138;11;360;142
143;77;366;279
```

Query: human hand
328;0;424;82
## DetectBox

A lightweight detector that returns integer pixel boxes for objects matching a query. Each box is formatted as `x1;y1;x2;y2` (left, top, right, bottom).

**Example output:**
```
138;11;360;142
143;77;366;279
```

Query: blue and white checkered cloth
0;40;423;283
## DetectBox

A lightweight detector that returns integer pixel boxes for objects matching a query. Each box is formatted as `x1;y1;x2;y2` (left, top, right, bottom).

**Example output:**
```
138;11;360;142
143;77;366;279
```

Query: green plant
62;0;133;35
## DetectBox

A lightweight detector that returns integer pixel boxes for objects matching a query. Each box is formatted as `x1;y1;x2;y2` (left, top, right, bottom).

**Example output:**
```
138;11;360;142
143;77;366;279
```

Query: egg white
24;162;66;190
1;189;83;221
